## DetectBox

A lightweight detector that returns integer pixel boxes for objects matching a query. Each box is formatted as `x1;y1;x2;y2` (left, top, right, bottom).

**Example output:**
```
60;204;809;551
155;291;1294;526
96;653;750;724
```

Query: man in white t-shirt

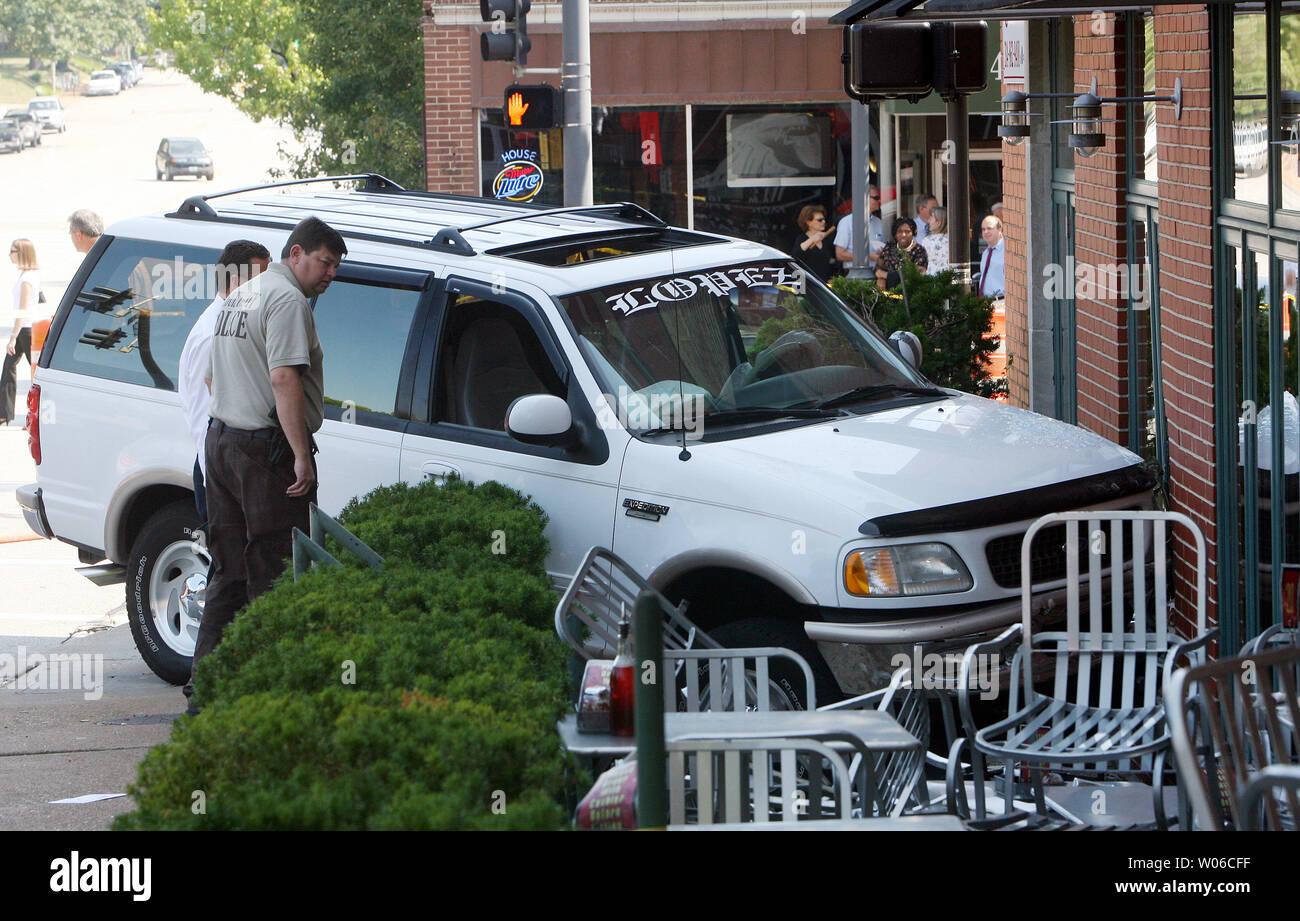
835;186;886;271
177;240;271;521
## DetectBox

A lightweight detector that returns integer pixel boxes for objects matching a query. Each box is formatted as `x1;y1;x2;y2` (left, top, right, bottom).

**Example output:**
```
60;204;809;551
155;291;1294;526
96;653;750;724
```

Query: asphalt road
0;68;301;830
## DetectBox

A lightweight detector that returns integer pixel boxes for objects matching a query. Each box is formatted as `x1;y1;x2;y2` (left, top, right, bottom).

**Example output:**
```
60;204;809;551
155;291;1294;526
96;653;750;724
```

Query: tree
149;0;425;189
1;0;149;66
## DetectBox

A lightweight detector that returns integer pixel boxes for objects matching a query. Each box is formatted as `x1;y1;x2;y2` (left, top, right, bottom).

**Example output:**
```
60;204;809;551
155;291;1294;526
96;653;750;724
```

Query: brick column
1071;12;1131;447
422;0;479;195
1153;6;1215;636
1001;62;1031;409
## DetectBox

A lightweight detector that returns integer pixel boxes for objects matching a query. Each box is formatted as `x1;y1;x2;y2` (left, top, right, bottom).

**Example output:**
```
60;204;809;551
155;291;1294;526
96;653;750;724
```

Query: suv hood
620;393;1142;534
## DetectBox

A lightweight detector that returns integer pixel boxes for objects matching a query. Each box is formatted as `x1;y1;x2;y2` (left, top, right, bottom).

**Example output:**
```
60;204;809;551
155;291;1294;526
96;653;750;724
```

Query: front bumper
16;484;53;539
805;583;1075;646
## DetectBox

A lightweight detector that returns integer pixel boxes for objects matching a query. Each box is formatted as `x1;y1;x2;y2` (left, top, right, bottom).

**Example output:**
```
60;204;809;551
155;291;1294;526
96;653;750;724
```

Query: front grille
986;514;1140;589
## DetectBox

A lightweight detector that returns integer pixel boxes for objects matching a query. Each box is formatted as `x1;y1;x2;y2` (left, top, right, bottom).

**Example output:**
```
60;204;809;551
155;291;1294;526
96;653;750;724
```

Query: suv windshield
168;139;205;155
559;259;940;435
29;100;56;110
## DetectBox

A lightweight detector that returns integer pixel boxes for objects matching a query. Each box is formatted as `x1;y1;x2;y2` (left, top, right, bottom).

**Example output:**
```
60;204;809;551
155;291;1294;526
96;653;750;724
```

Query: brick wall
1001;34;1030;410
422;0;478;195
1071;13;1131;447
1152;5;1216;636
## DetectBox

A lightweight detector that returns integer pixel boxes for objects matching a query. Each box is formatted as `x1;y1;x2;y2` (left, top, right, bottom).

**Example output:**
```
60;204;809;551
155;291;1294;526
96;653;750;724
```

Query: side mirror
506;394;579;448
889;330;922;370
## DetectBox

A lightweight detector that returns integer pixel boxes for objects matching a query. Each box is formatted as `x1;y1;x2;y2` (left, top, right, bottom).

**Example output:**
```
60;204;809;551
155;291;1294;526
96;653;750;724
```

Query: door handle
420;462;460;487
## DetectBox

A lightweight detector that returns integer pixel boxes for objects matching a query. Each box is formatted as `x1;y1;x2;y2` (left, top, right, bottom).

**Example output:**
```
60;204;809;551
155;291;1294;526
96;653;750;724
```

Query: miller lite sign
492;148;545;202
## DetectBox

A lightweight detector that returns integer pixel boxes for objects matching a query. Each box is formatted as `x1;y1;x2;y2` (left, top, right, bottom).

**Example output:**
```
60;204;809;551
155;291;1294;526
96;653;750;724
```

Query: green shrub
333;477;550;574
192;562;566;716
115;477;575;830
113;689;573;830
830;265;998;393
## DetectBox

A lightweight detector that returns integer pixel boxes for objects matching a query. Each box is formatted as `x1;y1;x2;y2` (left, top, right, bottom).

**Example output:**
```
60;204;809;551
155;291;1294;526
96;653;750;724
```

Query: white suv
26;97;66;133
18;176;1152;697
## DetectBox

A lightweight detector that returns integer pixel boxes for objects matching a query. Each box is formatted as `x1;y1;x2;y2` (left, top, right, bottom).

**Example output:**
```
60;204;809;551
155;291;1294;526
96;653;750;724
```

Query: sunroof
487;228;722;266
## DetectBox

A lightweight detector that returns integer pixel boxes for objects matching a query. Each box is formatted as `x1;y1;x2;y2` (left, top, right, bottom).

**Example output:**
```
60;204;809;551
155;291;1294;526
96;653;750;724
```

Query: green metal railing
291;504;384;579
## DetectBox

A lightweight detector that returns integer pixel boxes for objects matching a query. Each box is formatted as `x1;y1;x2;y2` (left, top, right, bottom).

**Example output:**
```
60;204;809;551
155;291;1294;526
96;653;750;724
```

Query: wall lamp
996;77;1183;157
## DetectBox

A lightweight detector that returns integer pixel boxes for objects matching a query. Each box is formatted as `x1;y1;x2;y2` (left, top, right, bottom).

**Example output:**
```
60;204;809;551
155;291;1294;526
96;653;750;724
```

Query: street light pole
562;0;593;206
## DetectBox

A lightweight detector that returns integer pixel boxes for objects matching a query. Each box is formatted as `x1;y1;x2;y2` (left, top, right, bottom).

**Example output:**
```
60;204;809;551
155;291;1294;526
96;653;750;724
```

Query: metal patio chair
1167;644;1300;830
554;546;720;660
958;510;1213;827
666;736;856;824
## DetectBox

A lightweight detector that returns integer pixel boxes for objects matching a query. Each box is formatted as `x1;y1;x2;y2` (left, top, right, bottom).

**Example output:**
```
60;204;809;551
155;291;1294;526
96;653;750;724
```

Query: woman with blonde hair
2;239;39;425
922;206;950;275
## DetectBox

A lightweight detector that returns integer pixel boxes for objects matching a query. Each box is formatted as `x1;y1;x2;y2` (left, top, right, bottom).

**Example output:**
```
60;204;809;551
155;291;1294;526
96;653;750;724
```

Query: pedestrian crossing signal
505;84;561;131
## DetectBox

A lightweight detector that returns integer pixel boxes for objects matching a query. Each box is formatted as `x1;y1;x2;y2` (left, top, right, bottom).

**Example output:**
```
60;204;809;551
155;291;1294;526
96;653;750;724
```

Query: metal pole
946;92;971;291
685;103;695;229
848;100;870;278
562;0;593;206
879;100;896;224
633;590;666;829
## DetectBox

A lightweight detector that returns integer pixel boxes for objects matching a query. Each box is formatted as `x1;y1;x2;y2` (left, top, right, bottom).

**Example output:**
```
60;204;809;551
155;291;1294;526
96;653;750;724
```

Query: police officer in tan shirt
184;216;346;712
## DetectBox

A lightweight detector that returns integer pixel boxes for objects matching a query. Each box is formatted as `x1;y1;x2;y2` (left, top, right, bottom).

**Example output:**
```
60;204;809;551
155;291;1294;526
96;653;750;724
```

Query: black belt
209;419;278;440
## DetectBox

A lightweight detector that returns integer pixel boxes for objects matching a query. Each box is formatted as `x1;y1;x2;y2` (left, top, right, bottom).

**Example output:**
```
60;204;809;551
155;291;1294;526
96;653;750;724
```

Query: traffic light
481;0;531;66
842;21;987;103
504;84;561;130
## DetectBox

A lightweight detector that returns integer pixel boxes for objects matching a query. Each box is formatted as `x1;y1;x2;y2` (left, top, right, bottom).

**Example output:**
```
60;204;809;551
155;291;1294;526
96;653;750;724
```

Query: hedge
113;477;577;830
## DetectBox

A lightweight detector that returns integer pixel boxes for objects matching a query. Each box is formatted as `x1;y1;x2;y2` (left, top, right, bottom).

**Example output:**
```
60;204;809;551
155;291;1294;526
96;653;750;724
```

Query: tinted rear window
46;237;221;390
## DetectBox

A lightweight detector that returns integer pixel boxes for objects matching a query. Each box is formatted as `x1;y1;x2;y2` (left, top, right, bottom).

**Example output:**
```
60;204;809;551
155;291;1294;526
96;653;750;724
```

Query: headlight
844;543;973;597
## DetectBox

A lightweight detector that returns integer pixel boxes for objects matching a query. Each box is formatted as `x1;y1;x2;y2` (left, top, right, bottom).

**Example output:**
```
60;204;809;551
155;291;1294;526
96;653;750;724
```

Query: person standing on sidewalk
2;239;39;426
177;240;271;523
67;210;103;255
184;217;345;713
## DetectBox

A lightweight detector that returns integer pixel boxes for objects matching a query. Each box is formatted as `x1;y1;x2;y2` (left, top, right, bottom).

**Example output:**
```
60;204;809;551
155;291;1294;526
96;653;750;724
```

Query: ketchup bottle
609;614;636;737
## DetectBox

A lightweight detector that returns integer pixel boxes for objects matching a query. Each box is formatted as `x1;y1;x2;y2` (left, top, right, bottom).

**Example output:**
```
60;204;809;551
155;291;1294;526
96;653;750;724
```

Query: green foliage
113;689;571;830
830;265;999;392
148;0;425;188
0;0;150;64
746;294;864;368
114;477;575;830
335;477;550;578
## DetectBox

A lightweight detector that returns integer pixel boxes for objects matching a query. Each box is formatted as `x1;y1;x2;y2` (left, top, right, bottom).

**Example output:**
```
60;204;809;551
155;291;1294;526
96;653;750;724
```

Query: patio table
558;710;922;759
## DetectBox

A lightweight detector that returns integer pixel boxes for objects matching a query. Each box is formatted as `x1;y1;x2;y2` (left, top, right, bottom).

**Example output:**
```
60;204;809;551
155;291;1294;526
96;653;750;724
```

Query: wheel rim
147;539;208;657
696;670;801;712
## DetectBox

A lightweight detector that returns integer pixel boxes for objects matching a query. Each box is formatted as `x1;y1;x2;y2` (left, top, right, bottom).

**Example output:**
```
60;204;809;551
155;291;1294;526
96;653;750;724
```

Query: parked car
4;110;41;148
26;97;66;133
109;62;137;89
155;137;214;181
18;176;1153;693
0;119;23;154
86;70;122;96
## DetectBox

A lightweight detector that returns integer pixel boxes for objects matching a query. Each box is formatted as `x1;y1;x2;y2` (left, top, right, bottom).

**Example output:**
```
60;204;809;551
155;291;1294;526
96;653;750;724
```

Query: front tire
704;617;842;711
126;501;207;685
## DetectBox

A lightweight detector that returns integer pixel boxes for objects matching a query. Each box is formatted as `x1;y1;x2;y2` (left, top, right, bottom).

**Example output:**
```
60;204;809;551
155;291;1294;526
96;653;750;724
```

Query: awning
832;0;1234;23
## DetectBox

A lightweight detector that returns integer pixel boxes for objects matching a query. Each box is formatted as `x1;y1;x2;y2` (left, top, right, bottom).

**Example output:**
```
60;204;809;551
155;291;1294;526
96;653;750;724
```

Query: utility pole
561;0;593;206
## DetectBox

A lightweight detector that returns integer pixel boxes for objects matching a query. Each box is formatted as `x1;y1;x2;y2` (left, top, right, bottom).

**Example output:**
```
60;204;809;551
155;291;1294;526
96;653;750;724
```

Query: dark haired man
177;239;272;524
187;217;346;712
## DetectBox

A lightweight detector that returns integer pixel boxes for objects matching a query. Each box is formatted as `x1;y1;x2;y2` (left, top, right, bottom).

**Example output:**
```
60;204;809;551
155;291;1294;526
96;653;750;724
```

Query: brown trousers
186;422;316;695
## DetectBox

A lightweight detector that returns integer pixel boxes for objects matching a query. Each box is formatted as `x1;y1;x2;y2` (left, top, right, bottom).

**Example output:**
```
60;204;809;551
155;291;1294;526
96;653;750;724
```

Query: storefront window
592;106;687;228
690;104;852;257
1133;13;1157;181
480;111;563;207
1232;10;1269;206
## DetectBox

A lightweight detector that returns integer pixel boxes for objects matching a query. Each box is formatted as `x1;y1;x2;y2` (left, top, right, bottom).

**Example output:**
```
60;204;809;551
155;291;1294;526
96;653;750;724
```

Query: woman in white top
2;238;39;424
922;207;951;276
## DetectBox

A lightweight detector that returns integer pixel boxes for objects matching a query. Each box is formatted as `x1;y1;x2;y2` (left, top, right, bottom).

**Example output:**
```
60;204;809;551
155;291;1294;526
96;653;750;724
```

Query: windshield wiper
811;384;946;410
638;406;842;436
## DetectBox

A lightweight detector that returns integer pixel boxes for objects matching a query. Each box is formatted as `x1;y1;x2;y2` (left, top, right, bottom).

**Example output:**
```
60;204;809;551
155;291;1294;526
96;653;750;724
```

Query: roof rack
163;174;670;260
169;173;405;218
458;202;666;234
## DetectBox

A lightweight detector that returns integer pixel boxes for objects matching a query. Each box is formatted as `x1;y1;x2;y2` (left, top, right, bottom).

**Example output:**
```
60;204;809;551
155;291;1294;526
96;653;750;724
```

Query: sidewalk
0;623;178;830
